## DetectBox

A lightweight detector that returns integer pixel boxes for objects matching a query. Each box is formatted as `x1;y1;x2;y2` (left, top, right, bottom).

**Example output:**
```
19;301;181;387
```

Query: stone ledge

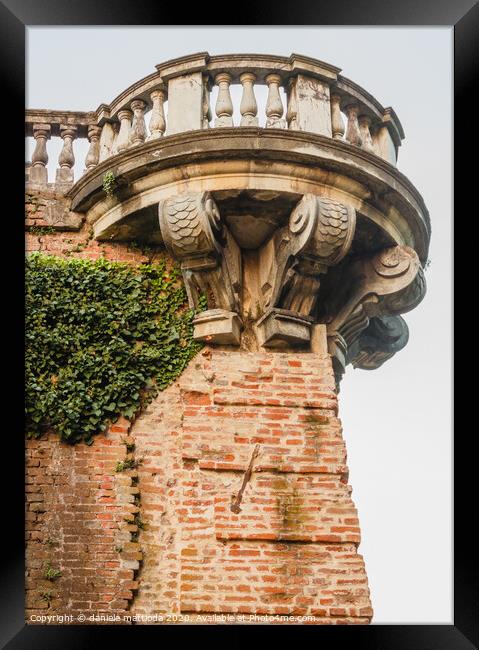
193;309;242;346
65;128;430;263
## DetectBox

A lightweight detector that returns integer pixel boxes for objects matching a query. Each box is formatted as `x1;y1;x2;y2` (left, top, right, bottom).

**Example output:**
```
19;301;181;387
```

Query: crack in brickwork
230;444;260;513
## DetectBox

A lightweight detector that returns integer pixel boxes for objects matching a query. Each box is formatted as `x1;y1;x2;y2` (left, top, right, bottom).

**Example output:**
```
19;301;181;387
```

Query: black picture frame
1;1;470;647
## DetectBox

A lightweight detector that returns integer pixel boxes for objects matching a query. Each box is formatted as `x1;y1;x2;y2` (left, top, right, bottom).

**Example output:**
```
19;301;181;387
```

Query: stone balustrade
25;52;405;189
24;51;431;387
25;54;430;626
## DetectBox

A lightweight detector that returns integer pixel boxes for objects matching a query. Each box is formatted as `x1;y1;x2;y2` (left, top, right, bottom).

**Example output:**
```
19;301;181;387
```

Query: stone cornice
66;127;430;262
25;109;96;138
156;52;210;79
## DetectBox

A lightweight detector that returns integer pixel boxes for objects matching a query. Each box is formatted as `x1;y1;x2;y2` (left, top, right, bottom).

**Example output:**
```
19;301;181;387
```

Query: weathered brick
25;223;372;626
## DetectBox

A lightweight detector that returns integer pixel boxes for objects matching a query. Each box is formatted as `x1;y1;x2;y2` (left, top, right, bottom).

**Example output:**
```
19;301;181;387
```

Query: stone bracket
326;245;426;383
348;314;409;371
158;190;425;367
256;193;356;348
256;308;314;348
159;191;242;346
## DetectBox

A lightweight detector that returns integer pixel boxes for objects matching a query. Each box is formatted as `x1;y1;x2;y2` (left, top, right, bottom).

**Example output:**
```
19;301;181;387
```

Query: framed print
0;0;472;647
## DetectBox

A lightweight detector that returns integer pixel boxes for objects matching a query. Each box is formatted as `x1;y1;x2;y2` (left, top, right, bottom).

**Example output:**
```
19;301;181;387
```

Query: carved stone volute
326;245;426;383
159;191;242;345
348;315;409;371
159;191;223;263
256;194;356;348
158;189;425;373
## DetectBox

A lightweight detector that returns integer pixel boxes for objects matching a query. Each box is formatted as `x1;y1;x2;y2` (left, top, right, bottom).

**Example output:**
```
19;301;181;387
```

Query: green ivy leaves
102;170;117;197
25;253;202;444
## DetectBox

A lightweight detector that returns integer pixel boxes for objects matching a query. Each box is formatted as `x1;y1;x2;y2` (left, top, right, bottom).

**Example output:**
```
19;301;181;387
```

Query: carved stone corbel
159;191;242;345
327;245;426;383
348;315;409;371
256;194;356;347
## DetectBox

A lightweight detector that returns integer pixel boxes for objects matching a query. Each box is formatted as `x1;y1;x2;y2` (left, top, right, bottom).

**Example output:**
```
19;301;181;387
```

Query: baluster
148;90;166;140
116;109;132;153
286;77;298;130
98;122;116;162
265;74;286;129
55;125;77;187
239;72;258;127
202;76;212;129
358;115;375;153
344;104;362;146
30;123;51;186
85;125;102;171
330;93;345;140
214;72;234;127
373;124;397;165
129;99;147;146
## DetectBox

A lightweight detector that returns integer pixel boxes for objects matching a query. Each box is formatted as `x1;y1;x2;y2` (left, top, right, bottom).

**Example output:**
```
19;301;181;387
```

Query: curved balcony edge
66;127;430;263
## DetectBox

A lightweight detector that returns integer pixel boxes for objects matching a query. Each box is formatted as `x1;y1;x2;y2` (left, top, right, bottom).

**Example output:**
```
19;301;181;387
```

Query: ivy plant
25;253;202;444
102;171;117;197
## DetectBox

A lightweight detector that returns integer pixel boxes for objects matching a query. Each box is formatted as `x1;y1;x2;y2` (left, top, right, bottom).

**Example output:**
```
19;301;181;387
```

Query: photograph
23;25;451;627
0;3;470;645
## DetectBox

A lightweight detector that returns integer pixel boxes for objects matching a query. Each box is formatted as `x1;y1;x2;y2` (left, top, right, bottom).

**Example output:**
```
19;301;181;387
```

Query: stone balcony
25;52;430;383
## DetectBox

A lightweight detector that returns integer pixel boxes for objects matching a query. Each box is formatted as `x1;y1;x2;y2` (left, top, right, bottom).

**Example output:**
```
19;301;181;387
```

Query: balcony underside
68;127;430;262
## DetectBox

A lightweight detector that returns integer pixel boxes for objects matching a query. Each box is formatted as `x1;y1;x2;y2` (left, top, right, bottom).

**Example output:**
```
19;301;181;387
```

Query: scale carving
159;191;242;345
256;194;356;347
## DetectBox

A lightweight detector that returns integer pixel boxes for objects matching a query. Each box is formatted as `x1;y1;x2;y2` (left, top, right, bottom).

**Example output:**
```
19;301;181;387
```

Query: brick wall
129;348;372;624
25;195;372;625
25;421;141;622
25;346;372;625
25;190;163;264
25;198;163;624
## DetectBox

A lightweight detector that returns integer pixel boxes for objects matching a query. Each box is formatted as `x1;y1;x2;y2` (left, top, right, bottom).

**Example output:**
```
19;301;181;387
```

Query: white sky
27;26;452;624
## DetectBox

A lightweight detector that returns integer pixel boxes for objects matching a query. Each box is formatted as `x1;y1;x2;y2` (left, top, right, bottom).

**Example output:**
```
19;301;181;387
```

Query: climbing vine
102;171;117;198
25;253;203;444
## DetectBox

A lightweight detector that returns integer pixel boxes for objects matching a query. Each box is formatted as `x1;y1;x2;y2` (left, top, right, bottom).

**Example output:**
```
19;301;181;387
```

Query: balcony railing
26;52;405;191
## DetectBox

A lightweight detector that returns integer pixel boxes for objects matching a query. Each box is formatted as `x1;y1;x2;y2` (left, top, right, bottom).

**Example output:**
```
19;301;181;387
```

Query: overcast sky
26;27;452;624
